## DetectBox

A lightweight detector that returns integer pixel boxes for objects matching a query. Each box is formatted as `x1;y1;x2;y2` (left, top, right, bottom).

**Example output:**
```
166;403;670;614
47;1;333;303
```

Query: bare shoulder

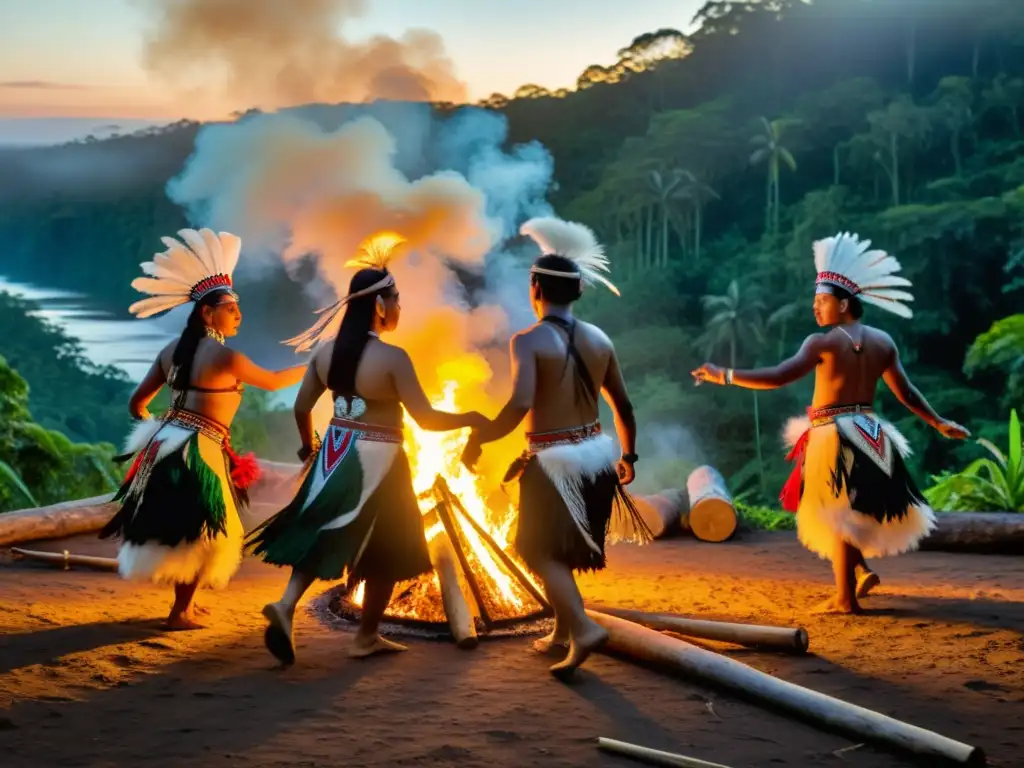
576;319;613;348
860;325;896;353
511;323;546;350
376;339;413;368
157;339;177;368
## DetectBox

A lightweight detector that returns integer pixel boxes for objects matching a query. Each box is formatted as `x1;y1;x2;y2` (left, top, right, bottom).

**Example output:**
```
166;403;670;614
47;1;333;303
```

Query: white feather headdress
283;232;404;353
813;232;913;319
129;228;241;318
520;217;620;296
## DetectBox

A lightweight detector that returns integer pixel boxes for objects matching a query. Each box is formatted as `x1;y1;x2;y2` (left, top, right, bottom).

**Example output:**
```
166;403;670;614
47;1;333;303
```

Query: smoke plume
168;105;553;448
142;0;468;114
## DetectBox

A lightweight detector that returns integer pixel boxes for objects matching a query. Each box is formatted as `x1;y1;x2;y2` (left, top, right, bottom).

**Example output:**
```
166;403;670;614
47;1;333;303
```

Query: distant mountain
0;117;169;147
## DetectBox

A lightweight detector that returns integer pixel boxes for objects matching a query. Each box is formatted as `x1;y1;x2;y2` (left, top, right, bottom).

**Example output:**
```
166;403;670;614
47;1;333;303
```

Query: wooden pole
590;605;808;654
588;611;984;766
436;476;550;611
0;494;116;547
10;547;118;572
427;533;478;649
433;497;494;630
597;738;735;768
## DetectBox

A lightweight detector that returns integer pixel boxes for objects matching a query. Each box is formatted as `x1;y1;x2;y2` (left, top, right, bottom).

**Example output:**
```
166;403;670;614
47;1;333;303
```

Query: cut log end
688;499;738;543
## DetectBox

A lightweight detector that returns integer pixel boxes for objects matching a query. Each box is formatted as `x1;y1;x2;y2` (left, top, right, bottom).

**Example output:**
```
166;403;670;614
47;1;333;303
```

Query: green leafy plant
925;409;1024;512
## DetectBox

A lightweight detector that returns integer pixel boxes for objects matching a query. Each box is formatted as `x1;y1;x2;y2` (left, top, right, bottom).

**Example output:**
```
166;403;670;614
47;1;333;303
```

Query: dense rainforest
1;0;1023;512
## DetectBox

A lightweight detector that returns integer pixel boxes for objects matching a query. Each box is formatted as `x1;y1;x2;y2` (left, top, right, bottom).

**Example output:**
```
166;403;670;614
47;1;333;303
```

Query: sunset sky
0;0;705;130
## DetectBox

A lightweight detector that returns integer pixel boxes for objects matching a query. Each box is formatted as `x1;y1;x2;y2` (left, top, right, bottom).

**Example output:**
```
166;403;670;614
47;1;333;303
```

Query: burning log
684;466;737;543
0;494;116;548
427;530;478;649
10;547;118;572
590;606;808;654
588;611;984;766
597;737;734;768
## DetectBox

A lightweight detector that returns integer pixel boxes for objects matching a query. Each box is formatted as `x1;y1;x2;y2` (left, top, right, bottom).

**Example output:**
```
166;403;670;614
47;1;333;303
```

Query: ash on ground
309;583;551;641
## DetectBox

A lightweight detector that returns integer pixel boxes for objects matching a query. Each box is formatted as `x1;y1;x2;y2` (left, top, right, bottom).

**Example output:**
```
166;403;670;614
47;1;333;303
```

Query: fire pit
316;475;552;642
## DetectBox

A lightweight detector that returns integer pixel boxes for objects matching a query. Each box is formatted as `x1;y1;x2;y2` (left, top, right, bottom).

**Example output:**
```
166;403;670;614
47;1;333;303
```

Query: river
0;276;179;381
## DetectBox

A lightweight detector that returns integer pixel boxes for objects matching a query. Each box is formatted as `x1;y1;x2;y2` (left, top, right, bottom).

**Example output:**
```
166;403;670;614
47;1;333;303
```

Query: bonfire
332;355;551;640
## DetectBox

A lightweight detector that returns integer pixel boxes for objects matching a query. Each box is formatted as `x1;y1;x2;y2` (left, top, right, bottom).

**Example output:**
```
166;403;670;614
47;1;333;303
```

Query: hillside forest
1;0;1023;514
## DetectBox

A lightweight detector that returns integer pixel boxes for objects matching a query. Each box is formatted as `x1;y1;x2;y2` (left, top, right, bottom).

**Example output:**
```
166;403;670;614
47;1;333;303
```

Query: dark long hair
170;291;229;406
326;267;394;401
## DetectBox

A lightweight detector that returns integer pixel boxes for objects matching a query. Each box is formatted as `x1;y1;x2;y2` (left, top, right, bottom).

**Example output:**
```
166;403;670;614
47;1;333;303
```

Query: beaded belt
526;421;602;452
165;408;230;444
330;417;404;444
808;404;873;427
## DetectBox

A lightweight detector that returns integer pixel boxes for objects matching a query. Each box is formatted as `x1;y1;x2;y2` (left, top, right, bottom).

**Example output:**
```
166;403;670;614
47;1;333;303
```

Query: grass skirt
510;433;651;573
247;422;431;584
783;412;935;560
100;418;244;589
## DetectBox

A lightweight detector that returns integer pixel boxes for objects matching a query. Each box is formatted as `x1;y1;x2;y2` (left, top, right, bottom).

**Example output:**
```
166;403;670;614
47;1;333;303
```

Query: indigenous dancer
249;234;486;665
692;232;969;613
100;228;307;629
462;217;651;680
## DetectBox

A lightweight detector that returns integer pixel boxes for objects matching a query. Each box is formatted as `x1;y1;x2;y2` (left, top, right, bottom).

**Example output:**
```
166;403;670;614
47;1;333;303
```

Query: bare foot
164;614;205;631
532;630;570;654
550;625;609;681
348;634;408;659
262;602;296;666
812;597;861;615
856;571;881;598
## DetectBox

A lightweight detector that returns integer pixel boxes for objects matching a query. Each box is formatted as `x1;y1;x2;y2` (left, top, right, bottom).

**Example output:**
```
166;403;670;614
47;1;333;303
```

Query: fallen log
428;533;478;650
920;512;1024;555
597;738;734;768
590;606;808;654
588;610;984;766
0;494;116;548
684;467;737;543
10;547;118;572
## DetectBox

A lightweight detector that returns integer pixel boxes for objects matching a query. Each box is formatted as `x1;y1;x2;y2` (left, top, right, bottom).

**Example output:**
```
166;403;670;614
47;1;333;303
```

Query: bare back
311;339;407;428
811;323;895;409
522;319;613;433
159;338;244;426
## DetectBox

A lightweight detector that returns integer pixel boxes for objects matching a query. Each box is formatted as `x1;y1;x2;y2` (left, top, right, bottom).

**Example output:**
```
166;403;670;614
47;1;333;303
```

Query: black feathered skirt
506;423;652;573
99;412;247;589
246;418;432;585
781;405;936;560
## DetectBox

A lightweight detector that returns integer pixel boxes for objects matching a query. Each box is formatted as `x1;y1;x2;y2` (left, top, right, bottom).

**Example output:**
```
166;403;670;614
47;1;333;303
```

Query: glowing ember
348;354;544;625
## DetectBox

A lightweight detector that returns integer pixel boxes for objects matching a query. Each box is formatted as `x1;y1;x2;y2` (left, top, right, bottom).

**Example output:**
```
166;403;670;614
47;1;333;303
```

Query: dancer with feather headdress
692;233;969;614
249;233;486;664
100;229;307;630
461;217;652;680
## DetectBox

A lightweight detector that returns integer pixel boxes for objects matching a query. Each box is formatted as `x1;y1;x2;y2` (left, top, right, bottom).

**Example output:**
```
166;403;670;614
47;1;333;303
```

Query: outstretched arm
393;351;484;432
882;347;969;438
601;348;638;484
224;350;307;391
128;354;168;420
692;334;823;390
474;334;535;445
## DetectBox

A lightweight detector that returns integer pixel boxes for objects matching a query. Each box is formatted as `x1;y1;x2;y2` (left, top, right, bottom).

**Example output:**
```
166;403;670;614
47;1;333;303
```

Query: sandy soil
0;531;1021;768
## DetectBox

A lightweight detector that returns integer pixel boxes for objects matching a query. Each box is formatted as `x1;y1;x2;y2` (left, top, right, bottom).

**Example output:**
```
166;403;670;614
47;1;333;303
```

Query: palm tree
750;117;797;237
697;280;768;493
648;169;685;268
766;300;803;360
676;170;720;262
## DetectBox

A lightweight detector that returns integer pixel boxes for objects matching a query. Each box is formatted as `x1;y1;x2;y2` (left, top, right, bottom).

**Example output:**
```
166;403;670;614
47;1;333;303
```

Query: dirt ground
0;531;1021;768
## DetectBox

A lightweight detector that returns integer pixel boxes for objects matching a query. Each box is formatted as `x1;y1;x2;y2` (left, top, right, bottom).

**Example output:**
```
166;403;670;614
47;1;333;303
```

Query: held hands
691;363;726;386
936;419;970;440
461;432;483;472
461;411;489;431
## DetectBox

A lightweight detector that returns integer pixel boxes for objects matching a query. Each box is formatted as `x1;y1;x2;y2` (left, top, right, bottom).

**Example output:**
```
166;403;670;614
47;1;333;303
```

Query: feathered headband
283;232;404;353
813;232;913;318
128;228;241;318
520;217;620;296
